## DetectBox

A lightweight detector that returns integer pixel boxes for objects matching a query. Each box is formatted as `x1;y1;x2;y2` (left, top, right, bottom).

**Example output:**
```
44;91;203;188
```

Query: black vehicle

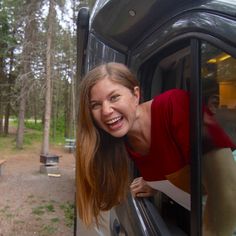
76;0;236;235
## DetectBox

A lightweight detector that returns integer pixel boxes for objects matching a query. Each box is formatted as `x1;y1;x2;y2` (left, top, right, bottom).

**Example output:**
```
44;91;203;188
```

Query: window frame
130;32;236;236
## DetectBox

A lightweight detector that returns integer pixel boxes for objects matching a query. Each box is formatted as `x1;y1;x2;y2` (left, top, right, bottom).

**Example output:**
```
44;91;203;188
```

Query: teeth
106;117;121;124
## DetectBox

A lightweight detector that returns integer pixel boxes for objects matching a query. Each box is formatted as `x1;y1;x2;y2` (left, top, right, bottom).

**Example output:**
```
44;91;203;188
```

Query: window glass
201;41;236;235
139;45;191;235
138;41;191;101
201;42;236;146
149;46;191;97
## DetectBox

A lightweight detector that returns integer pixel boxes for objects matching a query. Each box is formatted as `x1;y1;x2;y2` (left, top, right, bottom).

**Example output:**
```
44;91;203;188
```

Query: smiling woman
76;63;137;225
90;77;140;137
76;62;236;236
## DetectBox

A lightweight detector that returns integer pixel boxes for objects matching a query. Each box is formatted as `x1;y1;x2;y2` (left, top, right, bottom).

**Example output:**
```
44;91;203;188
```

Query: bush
25;121;43;131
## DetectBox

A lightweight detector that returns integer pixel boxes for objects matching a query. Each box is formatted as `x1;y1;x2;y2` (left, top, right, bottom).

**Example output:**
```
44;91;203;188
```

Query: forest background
0;0;95;153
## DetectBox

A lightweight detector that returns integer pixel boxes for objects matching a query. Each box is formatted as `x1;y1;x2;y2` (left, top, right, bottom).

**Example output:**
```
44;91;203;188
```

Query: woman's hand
130;177;157;198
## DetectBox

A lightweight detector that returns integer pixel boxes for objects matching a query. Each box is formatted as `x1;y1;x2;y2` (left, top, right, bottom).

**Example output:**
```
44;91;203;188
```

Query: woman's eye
90;103;101;110
110;95;120;102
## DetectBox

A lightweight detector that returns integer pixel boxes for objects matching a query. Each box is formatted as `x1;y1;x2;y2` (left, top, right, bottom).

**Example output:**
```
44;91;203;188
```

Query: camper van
76;0;236;235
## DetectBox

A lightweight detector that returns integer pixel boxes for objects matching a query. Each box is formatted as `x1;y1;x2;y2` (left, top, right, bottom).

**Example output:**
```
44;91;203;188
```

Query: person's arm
202;148;236;236
130;177;157;197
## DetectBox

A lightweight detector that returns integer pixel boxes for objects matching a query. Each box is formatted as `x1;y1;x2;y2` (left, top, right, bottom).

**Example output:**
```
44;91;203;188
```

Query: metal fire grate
40;154;59;166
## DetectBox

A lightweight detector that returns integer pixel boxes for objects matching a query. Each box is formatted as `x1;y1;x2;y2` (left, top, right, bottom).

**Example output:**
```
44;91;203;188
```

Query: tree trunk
4;34;15;135
0;95;3;135
41;0;55;155
0;49;5;135
16;94;26;148
4;99;10;135
64;79;70;138
16;0;38;148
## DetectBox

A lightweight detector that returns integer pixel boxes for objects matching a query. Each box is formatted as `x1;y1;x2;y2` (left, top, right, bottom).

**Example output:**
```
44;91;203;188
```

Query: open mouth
106;116;123;130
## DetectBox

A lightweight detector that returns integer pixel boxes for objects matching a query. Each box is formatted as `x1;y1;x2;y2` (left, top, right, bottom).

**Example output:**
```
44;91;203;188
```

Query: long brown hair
76;62;139;226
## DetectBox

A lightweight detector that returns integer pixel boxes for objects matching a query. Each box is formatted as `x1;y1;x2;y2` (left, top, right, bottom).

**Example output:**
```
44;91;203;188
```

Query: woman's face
90;77;140;137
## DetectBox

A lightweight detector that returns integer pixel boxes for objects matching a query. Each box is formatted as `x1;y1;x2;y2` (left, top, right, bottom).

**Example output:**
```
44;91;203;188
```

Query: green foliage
51;217;60;223
10;118;18;125
0;3;17;57
51;116;68;144
24;118;66;145
23;131;42;145
0;9;10;56
25;120;43;131
39;224;57;236
50;135;65;145
60;202;74;228
1;0;77;148
0;205;10;214
0;135;14;149
44;204;55;212
0;205;13;218
32;206;45;216
0;121;42;152
51;115;67;136
24;116;66;137
31;203;55;216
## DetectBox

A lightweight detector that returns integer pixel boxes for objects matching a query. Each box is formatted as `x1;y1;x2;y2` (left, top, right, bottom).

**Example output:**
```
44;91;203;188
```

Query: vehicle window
138;44;192;235
146;46;191;99
138;40;236;236
201;42;236;143
138;41;191;101
201;41;236;235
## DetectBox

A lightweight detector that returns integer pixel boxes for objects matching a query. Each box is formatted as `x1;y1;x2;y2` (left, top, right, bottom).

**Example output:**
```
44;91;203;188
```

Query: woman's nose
102;102;113;115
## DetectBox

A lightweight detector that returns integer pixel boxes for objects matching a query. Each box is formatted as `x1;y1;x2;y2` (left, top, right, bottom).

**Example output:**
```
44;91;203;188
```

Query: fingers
130;177;145;195
130;178;143;197
130;177;157;198
132;177;143;183
130;177;143;187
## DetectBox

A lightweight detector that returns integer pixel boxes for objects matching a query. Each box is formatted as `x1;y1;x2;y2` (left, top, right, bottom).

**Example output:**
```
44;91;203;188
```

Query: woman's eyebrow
90;90;118;103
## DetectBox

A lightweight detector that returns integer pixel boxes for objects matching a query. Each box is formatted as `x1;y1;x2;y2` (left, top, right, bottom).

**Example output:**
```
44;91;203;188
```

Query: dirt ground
0;130;75;236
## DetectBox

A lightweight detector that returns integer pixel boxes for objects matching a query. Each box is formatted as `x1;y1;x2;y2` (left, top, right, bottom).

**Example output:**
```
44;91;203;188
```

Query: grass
0;200;74;231
44;204;55;212
32;203;55;216
0;119;42;152
26;195;37;204
0;205;14;219
0;118;67;154
0;205;10;214
39;224;57;236
51;217;60;223
31;200;75;228
60;202;75;228
0;120;75;234
0;135;15;151
23;130;42;145
14;220;25;224
32;206;45;216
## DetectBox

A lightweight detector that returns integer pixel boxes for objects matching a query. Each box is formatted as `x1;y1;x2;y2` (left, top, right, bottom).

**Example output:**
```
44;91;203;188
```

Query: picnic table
64;138;76;153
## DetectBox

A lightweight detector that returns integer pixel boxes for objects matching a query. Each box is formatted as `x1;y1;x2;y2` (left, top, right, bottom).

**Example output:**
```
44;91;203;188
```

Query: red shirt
127;89;235;183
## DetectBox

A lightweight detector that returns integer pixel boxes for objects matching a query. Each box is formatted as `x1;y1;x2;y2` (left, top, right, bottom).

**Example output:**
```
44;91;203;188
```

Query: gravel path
0;143;75;236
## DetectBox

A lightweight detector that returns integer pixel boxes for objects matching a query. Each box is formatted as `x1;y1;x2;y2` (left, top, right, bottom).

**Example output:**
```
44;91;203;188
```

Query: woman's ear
133;86;140;105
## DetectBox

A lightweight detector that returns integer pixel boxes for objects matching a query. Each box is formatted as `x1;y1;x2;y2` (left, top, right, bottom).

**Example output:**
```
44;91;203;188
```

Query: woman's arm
130;149;236;235
202;148;236;236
